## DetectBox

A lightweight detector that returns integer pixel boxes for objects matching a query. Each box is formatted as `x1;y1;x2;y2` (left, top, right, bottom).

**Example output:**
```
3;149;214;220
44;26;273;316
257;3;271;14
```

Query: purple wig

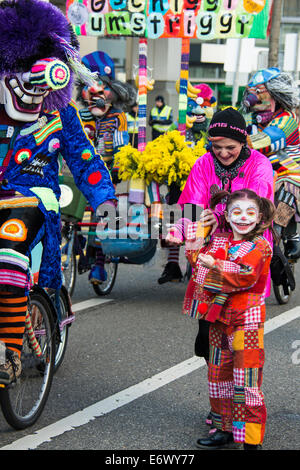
0;0;80;109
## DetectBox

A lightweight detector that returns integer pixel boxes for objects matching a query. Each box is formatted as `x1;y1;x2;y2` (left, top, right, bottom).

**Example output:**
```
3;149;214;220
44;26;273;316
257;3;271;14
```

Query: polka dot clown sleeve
59;102;116;210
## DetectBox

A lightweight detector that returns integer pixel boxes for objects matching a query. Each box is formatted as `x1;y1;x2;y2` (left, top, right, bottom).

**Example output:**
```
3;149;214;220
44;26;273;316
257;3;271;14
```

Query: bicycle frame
30;243;75;343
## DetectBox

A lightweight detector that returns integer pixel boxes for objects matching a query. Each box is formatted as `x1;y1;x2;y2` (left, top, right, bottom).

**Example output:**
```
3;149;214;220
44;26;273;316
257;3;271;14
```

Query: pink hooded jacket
175;148;274;295
178;149;274;215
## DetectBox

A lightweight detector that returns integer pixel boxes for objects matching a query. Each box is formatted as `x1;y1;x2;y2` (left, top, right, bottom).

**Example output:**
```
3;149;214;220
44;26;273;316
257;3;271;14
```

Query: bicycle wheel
61;225;77;297
0;290;56;430
92;257;118;296
273;262;295;304
50;288;71;372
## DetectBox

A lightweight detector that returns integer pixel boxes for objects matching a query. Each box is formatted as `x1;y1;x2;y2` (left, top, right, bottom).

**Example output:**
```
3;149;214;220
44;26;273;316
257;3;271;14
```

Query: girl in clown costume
0;0;115;384
165;107;274;432
184;189;275;450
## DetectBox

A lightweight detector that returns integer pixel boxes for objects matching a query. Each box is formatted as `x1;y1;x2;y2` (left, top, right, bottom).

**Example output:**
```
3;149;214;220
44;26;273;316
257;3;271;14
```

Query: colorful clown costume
0;0;116;382
182;233;272;445
79;106;128;172
0;101;115;291
242;67;300;260
245;108;300;168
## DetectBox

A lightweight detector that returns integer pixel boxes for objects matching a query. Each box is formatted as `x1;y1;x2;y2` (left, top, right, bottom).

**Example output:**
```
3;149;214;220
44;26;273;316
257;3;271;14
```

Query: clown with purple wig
0;0;115;384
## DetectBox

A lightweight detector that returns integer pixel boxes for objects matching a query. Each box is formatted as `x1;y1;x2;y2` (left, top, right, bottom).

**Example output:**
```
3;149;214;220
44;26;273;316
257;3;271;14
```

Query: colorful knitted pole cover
138;38;147;152
178;38;190;136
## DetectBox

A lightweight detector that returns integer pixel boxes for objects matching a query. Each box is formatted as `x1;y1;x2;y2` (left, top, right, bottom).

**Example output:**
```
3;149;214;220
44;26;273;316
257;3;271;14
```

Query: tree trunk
268;0;283;67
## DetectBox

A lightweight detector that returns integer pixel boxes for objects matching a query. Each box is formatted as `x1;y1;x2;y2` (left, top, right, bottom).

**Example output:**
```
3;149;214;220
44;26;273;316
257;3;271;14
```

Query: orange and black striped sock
0;292;27;358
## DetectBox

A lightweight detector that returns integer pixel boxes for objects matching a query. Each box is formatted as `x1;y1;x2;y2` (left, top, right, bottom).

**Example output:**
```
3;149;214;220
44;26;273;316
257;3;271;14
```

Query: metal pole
231;38;242;107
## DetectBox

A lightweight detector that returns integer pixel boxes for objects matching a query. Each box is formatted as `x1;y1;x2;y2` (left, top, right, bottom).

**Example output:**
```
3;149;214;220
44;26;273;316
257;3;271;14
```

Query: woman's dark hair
210;188;277;241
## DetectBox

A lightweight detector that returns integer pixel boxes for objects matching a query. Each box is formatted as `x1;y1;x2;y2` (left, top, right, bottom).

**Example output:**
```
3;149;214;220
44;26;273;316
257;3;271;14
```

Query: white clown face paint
226;198;261;240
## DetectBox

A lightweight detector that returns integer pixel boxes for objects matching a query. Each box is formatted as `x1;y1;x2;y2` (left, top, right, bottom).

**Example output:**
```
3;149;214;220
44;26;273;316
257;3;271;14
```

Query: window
283;0;300;17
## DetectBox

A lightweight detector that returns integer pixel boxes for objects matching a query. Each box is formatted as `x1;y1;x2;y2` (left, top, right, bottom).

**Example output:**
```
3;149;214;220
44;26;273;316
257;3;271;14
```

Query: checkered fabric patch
229;241;255;261
208;380;234;399
221;260;241;273
245;387;264;406
194;236;228;284
233;368;245;387
232;421;246;442
195;265;210;285
244;307;262;324
245;406;265;424
186;222;198;240
210;236;228;253
244;322;259;331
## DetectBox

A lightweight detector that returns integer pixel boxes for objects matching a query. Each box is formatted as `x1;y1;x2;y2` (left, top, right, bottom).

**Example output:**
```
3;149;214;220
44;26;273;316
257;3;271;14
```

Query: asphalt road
0;250;299;452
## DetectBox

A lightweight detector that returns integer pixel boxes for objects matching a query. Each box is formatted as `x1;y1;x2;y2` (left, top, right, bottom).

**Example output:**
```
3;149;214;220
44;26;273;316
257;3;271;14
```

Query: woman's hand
199;209;218;233
165;229;183;246
197;253;215;269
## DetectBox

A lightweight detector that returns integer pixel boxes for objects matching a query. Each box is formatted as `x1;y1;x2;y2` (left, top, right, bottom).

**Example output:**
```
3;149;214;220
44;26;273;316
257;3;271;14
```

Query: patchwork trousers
208;320;266;445
0;206;44;356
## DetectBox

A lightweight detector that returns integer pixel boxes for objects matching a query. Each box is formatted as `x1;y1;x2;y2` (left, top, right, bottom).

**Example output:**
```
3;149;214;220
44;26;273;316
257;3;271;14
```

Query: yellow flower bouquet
113;144;143;181
114;130;205;192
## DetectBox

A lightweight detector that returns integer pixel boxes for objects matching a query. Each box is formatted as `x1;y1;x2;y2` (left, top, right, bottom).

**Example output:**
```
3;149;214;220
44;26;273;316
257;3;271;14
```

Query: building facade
78;0;300;140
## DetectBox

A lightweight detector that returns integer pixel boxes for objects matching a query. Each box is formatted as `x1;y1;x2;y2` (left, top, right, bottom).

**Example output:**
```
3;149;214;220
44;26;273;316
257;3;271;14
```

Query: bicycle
271;226;297;305
0;243;74;430
61;212;118;297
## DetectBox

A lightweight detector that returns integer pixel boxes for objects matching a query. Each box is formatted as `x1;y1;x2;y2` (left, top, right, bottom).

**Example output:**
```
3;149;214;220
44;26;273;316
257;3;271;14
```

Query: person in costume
0;0;116;384
187;189;274;450
164;107;274;429
77;51;136;176
242;67;300;259
182;82;217;146
75;51;136;285
149;95;173;141
158;83;216;285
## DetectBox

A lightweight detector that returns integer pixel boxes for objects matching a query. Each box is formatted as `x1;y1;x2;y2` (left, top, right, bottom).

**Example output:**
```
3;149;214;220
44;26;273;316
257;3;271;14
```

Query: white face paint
227;199;261;240
0;73;48;122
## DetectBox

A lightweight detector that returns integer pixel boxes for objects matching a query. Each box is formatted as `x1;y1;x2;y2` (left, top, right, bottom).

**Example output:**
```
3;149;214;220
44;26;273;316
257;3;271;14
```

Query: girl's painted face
226;198;261;239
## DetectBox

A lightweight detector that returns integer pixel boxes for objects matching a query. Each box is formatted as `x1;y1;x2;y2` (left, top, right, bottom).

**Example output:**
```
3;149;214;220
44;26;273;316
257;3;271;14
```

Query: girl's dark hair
210;188;277;241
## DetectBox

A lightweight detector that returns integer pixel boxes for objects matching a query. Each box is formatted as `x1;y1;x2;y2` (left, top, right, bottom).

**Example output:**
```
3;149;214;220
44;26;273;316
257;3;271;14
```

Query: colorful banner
66;0;270;39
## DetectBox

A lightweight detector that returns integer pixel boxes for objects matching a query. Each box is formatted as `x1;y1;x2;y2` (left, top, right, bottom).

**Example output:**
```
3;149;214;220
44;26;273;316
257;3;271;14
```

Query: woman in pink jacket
165;107;274;434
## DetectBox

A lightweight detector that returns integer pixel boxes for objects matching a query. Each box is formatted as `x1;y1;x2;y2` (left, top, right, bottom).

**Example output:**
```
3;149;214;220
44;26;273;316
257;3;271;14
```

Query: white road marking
71;297;113;313
1;307;300;450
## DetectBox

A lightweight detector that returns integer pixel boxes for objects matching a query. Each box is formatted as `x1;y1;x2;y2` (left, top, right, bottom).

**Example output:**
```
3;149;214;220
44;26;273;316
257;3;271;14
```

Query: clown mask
0;73;49;122
0;58;71;122
243;84;275;124
225;198;262;240
82;80;116;117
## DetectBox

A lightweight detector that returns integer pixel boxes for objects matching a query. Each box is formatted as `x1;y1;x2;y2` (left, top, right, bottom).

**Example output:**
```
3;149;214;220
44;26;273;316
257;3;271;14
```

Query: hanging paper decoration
66;0;270;40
